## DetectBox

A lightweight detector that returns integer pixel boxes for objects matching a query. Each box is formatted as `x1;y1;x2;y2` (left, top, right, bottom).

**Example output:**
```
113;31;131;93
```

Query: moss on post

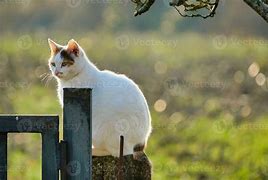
92;153;152;180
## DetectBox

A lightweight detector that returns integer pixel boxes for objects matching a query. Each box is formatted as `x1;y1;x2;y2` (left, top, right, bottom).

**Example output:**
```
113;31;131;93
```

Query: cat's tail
133;143;146;160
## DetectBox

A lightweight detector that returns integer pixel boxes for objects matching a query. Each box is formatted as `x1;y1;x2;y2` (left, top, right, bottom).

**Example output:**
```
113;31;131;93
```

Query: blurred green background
0;0;268;179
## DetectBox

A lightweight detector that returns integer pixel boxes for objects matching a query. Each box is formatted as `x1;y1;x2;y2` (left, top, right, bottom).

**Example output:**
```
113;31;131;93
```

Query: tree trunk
244;0;268;22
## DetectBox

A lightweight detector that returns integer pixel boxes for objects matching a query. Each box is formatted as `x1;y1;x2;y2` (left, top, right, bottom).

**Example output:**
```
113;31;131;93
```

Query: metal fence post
63;88;92;180
0;133;7;180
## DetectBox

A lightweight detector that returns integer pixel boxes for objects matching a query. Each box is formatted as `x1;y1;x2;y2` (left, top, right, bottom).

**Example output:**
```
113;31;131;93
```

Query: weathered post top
63;88;92;180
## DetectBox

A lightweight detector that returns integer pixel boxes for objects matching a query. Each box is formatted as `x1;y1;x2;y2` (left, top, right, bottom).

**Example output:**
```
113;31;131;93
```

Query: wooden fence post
63;88;92;180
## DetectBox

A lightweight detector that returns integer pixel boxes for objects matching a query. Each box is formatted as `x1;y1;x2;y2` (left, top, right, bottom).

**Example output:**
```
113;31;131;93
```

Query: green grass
1;32;268;179
148;114;268;179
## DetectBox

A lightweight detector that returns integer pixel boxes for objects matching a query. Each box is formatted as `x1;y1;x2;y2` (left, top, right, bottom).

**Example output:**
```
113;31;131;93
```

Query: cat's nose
55;71;63;77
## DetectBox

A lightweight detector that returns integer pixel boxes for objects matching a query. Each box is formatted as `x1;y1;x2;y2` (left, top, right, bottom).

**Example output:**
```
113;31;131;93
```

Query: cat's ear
48;39;61;56
67;39;79;57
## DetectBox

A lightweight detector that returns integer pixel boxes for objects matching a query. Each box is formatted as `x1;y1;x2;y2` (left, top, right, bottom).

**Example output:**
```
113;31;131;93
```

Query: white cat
48;39;152;157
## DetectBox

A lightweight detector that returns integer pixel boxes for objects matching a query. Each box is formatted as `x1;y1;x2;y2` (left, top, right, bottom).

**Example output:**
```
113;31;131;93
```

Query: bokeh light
234;71;245;84
154;99;167;112
154;61;167;74
255;73;266;86
169;112;184;123
240;105;251;117
248;62;260;77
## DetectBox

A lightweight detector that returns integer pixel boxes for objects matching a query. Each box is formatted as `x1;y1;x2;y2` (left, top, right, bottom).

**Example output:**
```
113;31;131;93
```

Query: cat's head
48;39;85;81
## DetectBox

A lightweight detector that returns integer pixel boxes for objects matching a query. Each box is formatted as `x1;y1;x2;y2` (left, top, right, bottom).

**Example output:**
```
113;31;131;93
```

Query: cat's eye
51;62;56;67
61;62;67;67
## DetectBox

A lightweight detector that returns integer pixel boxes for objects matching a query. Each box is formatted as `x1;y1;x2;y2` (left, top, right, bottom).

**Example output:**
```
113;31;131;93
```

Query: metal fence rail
0;88;92;180
0;115;59;180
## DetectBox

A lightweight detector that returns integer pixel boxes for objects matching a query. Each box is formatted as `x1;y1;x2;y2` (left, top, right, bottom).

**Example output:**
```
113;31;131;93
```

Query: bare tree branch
132;0;155;16
131;0;268;24
243;0;268;22
170;0;220;19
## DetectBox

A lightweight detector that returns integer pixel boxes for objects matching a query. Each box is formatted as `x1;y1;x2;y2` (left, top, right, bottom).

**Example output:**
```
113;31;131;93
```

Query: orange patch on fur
51;47;62;57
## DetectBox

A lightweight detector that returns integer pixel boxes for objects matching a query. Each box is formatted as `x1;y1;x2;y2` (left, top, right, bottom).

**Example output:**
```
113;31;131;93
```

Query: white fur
48;40;152;157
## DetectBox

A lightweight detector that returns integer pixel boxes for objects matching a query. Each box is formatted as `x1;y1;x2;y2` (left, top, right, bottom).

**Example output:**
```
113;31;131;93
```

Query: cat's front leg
57;86;64;107
92;147;110;156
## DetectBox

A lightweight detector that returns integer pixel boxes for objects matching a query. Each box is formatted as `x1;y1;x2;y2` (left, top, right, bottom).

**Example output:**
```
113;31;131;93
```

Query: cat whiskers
40;72;54;87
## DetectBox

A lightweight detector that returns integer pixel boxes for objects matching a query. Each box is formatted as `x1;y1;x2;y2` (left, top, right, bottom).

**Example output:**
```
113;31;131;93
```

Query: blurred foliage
0;0;268;179
1;32;268;179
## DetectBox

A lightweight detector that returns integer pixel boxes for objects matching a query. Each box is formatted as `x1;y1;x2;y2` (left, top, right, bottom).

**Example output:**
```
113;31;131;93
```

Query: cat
48;39;152;157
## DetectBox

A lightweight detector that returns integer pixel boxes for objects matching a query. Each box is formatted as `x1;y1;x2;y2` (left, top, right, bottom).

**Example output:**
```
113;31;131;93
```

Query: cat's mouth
54;72;64;78
55;73;63;78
